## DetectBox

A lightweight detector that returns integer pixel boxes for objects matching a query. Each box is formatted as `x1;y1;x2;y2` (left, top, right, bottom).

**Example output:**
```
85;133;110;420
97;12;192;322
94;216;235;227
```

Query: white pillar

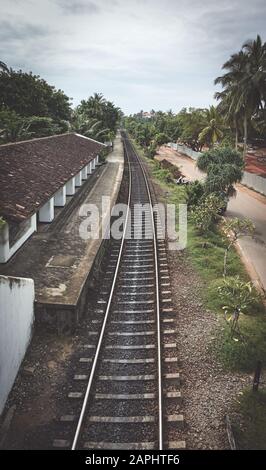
92;159;96;171
87;162;92;174
31;214;37;232
66;177;75;196
54;185;66;206
0;222;9;263
96;155;99;165
39;198;54;223
75;171;82;187
82;167;87;180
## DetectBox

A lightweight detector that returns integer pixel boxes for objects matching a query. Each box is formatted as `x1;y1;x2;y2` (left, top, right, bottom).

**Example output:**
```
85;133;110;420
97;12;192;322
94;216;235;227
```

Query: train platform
0;134;124;332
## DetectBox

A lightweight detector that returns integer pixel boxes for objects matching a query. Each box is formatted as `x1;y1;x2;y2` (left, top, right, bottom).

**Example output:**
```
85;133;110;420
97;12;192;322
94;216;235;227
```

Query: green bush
213;314;266;371
233;389;266;449
185;180;205;208
190;193;225;232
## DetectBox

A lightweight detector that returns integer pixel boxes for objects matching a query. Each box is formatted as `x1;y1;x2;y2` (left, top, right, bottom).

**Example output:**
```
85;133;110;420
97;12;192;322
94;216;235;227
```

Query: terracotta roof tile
0;133;105;222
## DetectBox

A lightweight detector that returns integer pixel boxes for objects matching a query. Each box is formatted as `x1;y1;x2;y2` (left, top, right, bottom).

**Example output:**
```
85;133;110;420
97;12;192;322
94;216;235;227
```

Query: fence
167;143;266;195
167;142;202;161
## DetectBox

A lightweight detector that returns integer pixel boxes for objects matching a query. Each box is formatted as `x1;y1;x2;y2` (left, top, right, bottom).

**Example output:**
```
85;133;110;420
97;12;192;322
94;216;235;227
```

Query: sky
1;0;265;114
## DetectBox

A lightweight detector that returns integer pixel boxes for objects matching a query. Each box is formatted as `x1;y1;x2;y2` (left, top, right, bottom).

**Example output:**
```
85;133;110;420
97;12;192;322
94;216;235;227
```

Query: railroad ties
53;132;186;450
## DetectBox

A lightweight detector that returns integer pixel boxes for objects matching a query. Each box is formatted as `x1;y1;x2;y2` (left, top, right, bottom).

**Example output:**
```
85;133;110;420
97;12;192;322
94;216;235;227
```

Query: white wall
241;171;266;196
0;275;35;414
0;215;37;264
167;142;202;161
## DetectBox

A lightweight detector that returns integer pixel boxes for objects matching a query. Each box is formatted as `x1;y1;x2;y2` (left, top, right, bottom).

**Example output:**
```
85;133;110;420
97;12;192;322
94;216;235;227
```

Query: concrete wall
168;142;266;195
241;171;266;196
167;142;202;160
0;275;35;414
0;215;37;264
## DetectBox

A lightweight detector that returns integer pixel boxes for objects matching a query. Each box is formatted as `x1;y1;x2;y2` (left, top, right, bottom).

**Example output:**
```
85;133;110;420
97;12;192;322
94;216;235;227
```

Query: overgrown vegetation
233;389;266;449
131;137;266;372
0;64;121;144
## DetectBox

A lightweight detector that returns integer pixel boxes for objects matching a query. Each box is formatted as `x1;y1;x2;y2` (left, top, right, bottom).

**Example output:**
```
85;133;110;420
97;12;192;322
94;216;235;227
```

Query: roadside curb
235;240;266;303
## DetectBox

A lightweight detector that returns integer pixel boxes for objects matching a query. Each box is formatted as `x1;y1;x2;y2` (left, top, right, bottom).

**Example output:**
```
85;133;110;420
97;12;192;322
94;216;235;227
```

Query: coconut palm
215;35;266;156
0;60;9;73
71;112;109;141
215;89;243;150
198;106;224;147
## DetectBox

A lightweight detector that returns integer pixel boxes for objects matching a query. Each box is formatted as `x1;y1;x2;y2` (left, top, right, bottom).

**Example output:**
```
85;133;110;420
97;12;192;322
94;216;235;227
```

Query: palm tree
71;112;109;141
215;35;266;156
198;106;224;147
88;92;105;115
215;89;243;150
0;61;9;73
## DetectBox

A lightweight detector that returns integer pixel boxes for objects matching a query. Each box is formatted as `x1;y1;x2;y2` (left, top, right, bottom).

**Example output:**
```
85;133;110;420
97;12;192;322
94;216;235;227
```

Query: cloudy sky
1;0;265;114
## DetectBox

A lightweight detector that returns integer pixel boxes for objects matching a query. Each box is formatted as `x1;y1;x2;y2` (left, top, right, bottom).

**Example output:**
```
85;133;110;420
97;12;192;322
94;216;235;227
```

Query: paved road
157;147;266;293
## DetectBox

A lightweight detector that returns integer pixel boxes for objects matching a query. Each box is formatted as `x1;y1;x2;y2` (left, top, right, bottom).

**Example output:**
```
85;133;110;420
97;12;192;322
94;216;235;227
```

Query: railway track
53;132;185;450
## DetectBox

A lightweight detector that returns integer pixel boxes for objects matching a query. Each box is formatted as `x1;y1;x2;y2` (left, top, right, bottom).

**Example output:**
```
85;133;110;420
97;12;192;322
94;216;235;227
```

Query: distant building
0;133;105;263
142;111;152;119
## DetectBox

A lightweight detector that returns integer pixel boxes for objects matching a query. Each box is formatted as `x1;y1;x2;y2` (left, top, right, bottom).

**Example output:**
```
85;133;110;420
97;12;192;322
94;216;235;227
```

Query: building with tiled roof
0;133;105;262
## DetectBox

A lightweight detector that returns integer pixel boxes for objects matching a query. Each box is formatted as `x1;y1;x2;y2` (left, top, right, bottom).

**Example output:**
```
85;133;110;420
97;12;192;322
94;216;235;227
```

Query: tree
0;61;9;73
177;107;208;151
217;276;257;338
0;109;32;142
0;68;72;120
215;35;266;156
190;193;225;232
198;105;224;147
185;180;205;208
154;132;169;146
222;218;255;277
70;112;110;142
0;110;68;143
197;146;244;197
77;94;121;135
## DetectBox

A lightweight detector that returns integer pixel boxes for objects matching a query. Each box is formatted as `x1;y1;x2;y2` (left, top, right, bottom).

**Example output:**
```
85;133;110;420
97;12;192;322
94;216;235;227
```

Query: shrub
185;180;205;208
190;193;225;232
197;146;244;197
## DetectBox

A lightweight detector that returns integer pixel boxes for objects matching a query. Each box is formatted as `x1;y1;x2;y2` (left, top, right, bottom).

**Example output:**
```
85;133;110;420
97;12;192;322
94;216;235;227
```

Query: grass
129;136;266;372
233;389;266;449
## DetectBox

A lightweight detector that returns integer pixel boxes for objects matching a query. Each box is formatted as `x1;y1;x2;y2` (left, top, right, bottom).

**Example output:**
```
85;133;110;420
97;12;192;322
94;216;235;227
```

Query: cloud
55;0;101;15
0;20;49;41
0;0;265;113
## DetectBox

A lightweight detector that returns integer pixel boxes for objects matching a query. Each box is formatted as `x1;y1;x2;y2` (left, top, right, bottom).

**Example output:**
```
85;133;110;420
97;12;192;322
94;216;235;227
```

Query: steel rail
71;132;163;450
71;138;132;450
124;135;163;450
